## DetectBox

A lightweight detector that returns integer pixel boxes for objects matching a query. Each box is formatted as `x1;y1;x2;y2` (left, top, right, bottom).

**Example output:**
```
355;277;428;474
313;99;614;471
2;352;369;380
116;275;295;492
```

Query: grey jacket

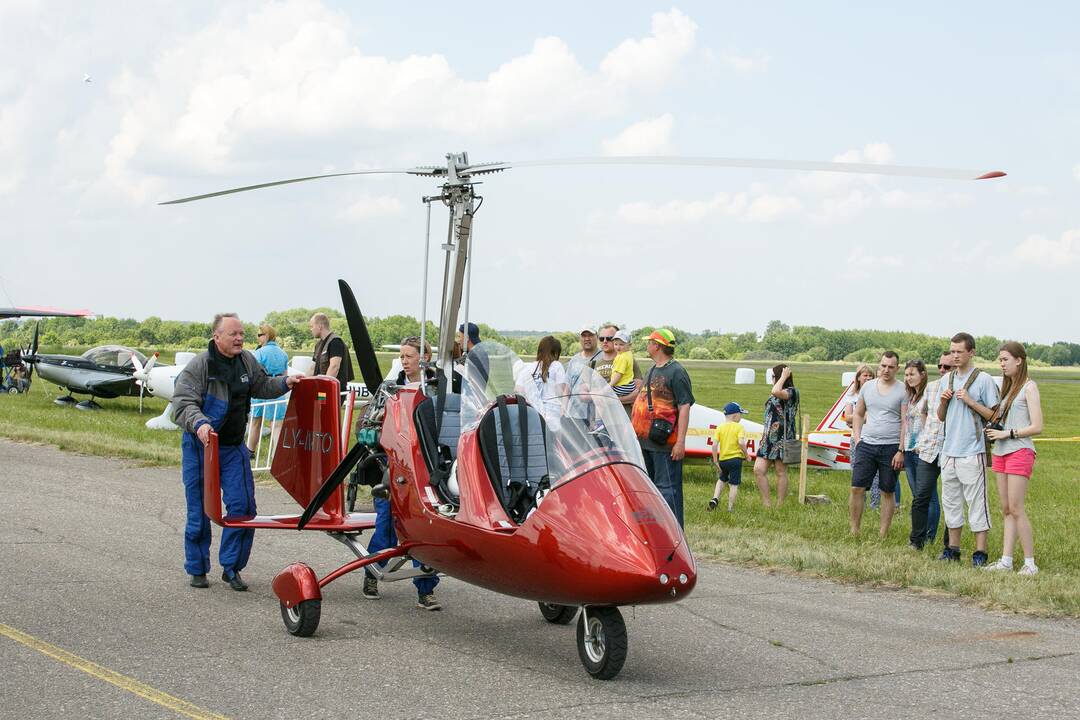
171;349;289;435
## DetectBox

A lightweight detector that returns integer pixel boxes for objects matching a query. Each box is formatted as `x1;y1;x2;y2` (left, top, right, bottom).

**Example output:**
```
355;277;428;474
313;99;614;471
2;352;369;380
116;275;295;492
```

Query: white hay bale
842;371;856;387
174;351;196;366
735;367;755;385
291;356;315;376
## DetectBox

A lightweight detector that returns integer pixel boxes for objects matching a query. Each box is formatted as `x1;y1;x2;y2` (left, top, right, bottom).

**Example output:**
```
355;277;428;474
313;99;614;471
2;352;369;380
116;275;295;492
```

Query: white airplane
131;352;372;430
683;384;854;470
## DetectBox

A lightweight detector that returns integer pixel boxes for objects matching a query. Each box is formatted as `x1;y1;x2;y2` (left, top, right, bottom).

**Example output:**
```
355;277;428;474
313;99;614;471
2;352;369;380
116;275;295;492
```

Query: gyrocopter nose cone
609;490;697;601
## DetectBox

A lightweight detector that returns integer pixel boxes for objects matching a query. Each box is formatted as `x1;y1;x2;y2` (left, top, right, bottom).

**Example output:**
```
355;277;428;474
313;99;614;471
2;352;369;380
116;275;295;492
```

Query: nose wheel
575;606;627;680
280;599;321;637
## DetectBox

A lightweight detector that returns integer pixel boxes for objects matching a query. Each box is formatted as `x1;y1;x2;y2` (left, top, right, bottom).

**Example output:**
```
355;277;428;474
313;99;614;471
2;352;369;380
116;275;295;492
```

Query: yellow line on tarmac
0;623;230;720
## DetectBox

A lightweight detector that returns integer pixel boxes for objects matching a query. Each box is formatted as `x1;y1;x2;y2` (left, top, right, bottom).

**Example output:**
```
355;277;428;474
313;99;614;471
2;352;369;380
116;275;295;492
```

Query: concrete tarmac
1;439;1078;719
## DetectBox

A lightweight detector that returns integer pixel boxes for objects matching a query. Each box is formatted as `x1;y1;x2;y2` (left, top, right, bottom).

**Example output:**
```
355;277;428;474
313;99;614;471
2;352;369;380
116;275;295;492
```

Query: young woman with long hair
523;335;567;430
983;342;1043;574
753;364;799;508
900;360;938;547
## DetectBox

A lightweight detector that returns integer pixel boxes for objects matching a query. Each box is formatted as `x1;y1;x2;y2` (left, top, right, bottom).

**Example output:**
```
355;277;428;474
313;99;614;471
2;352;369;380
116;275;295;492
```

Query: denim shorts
851;441;899;492
716;457;743;486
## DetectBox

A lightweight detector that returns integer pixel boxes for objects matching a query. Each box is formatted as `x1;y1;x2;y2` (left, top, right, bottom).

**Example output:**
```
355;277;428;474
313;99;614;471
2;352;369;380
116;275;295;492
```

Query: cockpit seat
478;395;550;523
414;392;461;504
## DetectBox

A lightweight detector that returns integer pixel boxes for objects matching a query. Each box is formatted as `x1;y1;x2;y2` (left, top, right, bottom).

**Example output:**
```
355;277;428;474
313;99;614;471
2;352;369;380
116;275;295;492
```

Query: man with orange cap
630;328;694;527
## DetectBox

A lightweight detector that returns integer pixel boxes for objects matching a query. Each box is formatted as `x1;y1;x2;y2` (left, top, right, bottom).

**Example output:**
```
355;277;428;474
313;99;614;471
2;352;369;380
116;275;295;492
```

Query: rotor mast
435;152;476;375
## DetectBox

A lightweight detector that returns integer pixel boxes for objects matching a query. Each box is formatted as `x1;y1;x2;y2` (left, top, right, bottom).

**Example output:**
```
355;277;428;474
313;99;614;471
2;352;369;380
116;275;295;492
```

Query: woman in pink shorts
983;342;1043;575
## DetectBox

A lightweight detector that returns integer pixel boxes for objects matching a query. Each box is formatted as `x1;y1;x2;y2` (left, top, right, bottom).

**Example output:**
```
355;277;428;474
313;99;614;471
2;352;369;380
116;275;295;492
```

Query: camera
985;419;1004;443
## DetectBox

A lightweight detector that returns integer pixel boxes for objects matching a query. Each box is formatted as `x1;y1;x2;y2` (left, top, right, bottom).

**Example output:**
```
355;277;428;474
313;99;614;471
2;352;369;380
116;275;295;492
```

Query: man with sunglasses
592;324;642;413
909;352;952;550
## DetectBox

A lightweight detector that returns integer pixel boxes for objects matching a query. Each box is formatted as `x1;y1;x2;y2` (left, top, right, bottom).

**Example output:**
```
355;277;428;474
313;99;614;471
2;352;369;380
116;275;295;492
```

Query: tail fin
270;377;344;516
815;381;855;432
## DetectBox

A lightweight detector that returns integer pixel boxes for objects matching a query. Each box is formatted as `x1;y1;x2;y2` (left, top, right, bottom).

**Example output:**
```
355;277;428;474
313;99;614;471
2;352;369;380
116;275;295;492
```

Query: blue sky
2;2;1078;342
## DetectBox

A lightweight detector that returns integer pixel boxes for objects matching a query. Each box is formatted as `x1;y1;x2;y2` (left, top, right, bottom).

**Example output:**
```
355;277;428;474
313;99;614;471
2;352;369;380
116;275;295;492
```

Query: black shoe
362;575;379;599
908;541;924;551
938;547;961;562
972;550;989;568
222;571;248;591
707;498;718;511
189;574;209;588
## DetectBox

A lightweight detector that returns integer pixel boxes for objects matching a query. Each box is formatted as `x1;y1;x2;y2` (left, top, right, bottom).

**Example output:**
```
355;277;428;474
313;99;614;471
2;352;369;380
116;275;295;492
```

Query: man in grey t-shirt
850;351;907;537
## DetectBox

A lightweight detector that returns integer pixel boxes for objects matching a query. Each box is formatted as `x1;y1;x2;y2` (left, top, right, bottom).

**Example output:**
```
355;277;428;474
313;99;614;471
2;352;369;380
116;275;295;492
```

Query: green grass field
2;355;1077;616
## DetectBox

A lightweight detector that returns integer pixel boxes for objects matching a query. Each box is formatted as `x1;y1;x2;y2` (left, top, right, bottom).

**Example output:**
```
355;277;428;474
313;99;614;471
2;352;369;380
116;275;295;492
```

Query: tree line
3;313;1079;367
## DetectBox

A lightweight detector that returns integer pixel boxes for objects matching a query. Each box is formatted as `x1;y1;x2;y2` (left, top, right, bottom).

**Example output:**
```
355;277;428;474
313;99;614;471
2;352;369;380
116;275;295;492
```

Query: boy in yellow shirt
609;330;637;397
709;402;750;512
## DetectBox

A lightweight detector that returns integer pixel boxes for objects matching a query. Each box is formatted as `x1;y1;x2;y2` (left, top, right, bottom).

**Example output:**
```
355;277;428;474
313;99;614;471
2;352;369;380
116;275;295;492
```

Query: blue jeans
907;453;941;546
643;449;684;528
366;498;438;595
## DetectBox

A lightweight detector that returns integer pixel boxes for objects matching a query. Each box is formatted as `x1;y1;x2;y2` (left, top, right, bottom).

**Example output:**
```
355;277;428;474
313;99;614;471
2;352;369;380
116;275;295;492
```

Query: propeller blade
493;156;1006;181
158;168;421;205
30;322;39;357
139;383;145;414
338;279;383;395
297;442;368;530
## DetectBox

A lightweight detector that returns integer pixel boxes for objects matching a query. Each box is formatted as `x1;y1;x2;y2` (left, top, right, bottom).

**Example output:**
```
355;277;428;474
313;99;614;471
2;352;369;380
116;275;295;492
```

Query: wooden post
798;412;810;504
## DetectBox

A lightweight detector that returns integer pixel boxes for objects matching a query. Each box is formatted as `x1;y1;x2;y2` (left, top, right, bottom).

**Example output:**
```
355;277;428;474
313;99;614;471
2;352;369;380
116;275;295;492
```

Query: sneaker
417;593;442;611
971;551;989;568
938;547;961;562
362;575;379;599
707;498;718;511
982;559;1013;572
1018;564;1039;576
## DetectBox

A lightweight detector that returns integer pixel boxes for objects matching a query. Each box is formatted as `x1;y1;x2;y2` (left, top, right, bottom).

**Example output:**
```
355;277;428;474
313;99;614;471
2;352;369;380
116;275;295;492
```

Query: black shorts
716;457;743;486
851;441;899;492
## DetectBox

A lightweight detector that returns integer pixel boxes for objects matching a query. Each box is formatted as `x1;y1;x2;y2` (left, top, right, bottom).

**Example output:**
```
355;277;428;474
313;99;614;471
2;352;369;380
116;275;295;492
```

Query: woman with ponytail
983;342;1043;575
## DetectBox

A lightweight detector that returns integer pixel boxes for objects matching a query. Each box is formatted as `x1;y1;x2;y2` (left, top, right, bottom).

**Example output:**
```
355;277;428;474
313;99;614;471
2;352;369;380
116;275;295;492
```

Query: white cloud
1074;163;1080;182
339;194;402;221
1008;229;1080;269
101;2;698;198
720;51;770;73
0;94;30;194
602;114;674;155
615;185;801;225
845;245;903;280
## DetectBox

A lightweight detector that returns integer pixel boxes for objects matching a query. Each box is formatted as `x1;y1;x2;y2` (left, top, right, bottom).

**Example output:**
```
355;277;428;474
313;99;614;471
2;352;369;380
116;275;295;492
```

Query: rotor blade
158;168;419;205
297;442;368;530
338;279;383;395
492;156;1006;181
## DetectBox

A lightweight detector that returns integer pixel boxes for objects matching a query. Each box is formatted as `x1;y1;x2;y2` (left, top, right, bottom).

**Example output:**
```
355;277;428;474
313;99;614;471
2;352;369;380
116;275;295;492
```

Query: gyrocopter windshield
458;341;645;487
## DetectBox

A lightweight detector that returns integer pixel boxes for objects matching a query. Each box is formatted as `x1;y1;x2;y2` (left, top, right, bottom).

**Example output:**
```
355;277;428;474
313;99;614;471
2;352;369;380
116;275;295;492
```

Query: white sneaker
1018;564;1039;576
982;559;1013;572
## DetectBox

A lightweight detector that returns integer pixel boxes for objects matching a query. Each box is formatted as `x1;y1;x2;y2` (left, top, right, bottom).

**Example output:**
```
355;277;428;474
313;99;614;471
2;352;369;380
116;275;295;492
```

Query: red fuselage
379;387;697;607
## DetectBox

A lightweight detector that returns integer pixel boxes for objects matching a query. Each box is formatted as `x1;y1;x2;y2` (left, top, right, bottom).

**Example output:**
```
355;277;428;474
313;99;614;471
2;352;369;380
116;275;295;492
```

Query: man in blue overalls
172;313;298;590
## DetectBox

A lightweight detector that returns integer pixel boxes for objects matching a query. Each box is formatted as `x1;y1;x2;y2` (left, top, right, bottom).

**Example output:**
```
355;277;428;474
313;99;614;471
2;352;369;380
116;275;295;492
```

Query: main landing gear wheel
280;599;321;637
576;606;628;680
538;602;577;625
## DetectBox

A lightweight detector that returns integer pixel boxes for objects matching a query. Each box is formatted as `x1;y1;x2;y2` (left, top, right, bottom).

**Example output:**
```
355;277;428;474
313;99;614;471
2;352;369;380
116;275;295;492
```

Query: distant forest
3;313;1079;367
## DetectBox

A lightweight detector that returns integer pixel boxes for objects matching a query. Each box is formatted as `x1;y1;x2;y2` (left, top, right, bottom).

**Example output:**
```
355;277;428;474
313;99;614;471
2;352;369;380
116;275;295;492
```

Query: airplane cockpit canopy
81;345;146;369
459;341;646;488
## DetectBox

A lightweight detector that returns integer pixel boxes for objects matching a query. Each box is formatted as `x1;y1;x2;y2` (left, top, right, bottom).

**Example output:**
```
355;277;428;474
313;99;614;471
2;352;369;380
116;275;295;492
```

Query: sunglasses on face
938;364;951;370
598;336;614;342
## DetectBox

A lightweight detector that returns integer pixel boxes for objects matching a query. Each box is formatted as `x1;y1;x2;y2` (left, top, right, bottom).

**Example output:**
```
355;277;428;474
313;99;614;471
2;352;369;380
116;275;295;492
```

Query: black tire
538;602;577;625
280;599;321;637
576;606;628;680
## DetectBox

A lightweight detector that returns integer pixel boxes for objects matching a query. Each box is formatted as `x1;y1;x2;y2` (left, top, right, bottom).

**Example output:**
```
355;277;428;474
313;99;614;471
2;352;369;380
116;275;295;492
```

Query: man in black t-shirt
309;312;354;397
630;328;694;527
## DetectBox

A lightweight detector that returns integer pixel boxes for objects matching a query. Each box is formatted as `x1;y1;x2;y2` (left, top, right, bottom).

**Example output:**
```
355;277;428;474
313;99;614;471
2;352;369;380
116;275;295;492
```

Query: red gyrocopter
170;151;1004;679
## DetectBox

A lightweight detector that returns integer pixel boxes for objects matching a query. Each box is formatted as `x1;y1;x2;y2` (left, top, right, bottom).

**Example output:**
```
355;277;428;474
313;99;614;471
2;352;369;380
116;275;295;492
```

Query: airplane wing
84;376;137;398
0;306;93;320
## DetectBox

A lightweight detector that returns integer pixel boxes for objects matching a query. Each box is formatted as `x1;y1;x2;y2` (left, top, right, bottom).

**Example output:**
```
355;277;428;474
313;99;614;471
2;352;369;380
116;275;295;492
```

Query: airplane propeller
21;322;40;382
130;352;158;413
296;442;371;530
338;279;383;396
